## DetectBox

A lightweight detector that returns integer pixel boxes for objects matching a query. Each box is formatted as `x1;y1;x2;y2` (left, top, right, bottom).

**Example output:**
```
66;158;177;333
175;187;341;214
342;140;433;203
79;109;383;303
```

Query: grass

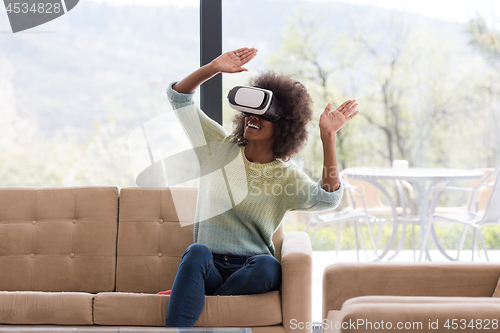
287;216;500;253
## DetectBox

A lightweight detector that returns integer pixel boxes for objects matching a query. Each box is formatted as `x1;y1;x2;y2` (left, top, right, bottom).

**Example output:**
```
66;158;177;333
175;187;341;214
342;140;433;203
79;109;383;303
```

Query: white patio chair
344;175;417;258
305;173;379;261
433;168;495;215
422;165;500;261
344;176;416;217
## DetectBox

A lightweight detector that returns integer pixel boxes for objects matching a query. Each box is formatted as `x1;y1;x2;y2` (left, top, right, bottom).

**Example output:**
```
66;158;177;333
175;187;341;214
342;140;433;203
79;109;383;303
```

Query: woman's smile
243;115;274;141
246;119;261;130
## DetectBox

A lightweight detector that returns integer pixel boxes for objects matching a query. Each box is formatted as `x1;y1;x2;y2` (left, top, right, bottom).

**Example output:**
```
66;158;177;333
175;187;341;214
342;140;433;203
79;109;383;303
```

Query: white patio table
342;167;484;261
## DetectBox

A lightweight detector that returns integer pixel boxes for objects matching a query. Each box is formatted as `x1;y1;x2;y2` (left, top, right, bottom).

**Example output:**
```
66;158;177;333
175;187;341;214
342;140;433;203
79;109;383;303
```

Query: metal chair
343;175;416;258
433;168;495;215
344;176;415;217
305;173;378;261
422;165;500;261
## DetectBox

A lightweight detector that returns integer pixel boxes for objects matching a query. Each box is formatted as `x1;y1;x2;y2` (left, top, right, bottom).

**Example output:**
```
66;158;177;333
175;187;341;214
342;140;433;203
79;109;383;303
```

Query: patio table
342;167;484;261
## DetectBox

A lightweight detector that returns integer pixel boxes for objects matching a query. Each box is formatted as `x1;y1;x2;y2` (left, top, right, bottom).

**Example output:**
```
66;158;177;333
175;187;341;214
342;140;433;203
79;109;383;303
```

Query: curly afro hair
230;71;314;161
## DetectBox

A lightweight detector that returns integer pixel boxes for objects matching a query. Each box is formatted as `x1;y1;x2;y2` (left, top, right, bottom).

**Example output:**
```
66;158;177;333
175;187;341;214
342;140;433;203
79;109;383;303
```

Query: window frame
200;0;222;125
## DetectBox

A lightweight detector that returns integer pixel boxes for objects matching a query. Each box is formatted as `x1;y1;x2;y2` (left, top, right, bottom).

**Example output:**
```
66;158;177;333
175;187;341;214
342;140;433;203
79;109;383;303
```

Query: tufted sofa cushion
115;187;197;293
0;187;119;293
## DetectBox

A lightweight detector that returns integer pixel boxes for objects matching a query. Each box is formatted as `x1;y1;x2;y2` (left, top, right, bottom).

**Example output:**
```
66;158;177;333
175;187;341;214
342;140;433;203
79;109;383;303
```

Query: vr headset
227;86;284;122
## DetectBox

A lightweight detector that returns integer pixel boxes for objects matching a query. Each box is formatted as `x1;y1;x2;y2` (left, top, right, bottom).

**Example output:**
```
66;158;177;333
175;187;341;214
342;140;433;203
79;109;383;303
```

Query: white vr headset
227;86;284;122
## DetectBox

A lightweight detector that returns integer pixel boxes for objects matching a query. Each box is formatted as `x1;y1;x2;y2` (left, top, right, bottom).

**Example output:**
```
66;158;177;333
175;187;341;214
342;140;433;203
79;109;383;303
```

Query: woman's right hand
211;47;258;73
172;47;258;94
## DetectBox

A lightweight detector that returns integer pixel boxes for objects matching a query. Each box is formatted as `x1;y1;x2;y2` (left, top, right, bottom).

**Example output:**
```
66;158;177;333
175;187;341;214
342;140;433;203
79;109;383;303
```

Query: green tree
267;7;366;176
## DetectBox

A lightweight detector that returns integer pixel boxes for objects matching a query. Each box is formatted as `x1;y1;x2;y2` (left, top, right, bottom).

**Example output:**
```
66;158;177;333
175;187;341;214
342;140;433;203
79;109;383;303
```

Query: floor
311;249;500;322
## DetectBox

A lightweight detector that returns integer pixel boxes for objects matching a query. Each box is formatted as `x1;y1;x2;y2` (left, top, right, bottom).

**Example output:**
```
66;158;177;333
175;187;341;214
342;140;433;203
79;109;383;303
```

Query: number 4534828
6;3;62;14
444;319;498;330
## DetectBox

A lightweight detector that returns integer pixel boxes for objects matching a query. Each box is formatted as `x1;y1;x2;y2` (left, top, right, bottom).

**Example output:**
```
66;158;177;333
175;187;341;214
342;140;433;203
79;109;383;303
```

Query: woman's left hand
319;100;359;135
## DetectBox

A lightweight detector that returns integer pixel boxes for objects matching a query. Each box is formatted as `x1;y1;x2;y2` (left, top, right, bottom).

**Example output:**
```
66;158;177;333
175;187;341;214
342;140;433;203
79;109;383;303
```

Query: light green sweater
167;82;343;256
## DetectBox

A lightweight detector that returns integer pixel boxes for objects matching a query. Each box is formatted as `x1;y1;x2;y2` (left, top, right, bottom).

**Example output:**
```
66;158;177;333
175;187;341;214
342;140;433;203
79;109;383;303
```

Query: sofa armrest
281;231;313;333
325;301;500;333
323;262;500;319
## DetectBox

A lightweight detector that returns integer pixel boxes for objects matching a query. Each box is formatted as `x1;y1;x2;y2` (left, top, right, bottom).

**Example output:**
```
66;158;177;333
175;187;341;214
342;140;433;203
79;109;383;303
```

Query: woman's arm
319;100;359;192
173;47;258;94
165;47;259;165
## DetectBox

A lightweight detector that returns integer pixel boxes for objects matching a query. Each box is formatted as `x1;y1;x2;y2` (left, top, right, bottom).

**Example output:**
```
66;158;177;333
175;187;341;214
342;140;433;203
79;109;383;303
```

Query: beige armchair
322;262;500;333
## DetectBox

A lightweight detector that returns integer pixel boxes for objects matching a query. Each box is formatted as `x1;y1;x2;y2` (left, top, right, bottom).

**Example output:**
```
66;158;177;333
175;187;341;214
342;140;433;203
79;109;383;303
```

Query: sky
332;0;500;26
88;0;500;27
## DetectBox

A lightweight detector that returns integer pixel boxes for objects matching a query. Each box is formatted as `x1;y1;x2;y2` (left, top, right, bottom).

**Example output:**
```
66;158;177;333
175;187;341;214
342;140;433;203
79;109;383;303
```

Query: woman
165;47;359;327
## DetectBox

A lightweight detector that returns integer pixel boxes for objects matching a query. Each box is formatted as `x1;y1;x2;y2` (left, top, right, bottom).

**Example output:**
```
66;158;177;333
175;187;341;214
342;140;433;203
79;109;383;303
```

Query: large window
222;0;500;322
222;0;500;175
0;0;200;186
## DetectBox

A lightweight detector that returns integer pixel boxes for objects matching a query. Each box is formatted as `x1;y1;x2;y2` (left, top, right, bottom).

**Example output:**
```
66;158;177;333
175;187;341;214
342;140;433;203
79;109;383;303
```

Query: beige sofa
0;186;313;333
322;262;500;332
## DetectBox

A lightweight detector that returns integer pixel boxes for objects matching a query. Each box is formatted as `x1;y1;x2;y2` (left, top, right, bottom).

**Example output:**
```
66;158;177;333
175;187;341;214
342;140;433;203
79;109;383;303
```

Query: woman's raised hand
212;47;258;73
319;100;359;135
172;47;258;94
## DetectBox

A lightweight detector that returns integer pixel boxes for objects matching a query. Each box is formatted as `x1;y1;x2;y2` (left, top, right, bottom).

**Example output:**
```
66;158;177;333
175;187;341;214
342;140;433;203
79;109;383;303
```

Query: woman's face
243;114;275;144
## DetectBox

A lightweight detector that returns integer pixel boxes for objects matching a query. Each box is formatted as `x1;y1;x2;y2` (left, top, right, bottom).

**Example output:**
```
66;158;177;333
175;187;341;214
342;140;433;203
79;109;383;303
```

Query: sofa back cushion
0;187;118;292
116;187;284;293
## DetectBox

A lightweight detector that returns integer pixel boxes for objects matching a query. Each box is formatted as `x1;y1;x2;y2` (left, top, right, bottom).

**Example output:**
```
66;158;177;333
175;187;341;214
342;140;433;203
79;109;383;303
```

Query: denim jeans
165;243;282;327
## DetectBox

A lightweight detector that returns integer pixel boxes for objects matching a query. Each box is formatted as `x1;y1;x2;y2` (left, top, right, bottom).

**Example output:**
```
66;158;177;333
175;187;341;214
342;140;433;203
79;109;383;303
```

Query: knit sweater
166;82;343;256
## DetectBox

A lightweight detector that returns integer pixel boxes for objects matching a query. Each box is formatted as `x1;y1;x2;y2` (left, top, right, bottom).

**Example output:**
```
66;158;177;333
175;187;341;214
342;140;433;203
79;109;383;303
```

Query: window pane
223;0;500;174
0;1;200;186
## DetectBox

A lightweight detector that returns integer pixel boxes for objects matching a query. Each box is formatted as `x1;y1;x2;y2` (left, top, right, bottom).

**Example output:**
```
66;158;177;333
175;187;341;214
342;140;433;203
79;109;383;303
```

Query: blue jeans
165;243;282;327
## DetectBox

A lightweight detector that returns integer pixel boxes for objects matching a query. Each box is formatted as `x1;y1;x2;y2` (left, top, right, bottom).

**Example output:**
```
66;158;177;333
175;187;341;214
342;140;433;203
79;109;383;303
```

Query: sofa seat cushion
0;291;94;325
324;297;500;333
94;291;282;327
